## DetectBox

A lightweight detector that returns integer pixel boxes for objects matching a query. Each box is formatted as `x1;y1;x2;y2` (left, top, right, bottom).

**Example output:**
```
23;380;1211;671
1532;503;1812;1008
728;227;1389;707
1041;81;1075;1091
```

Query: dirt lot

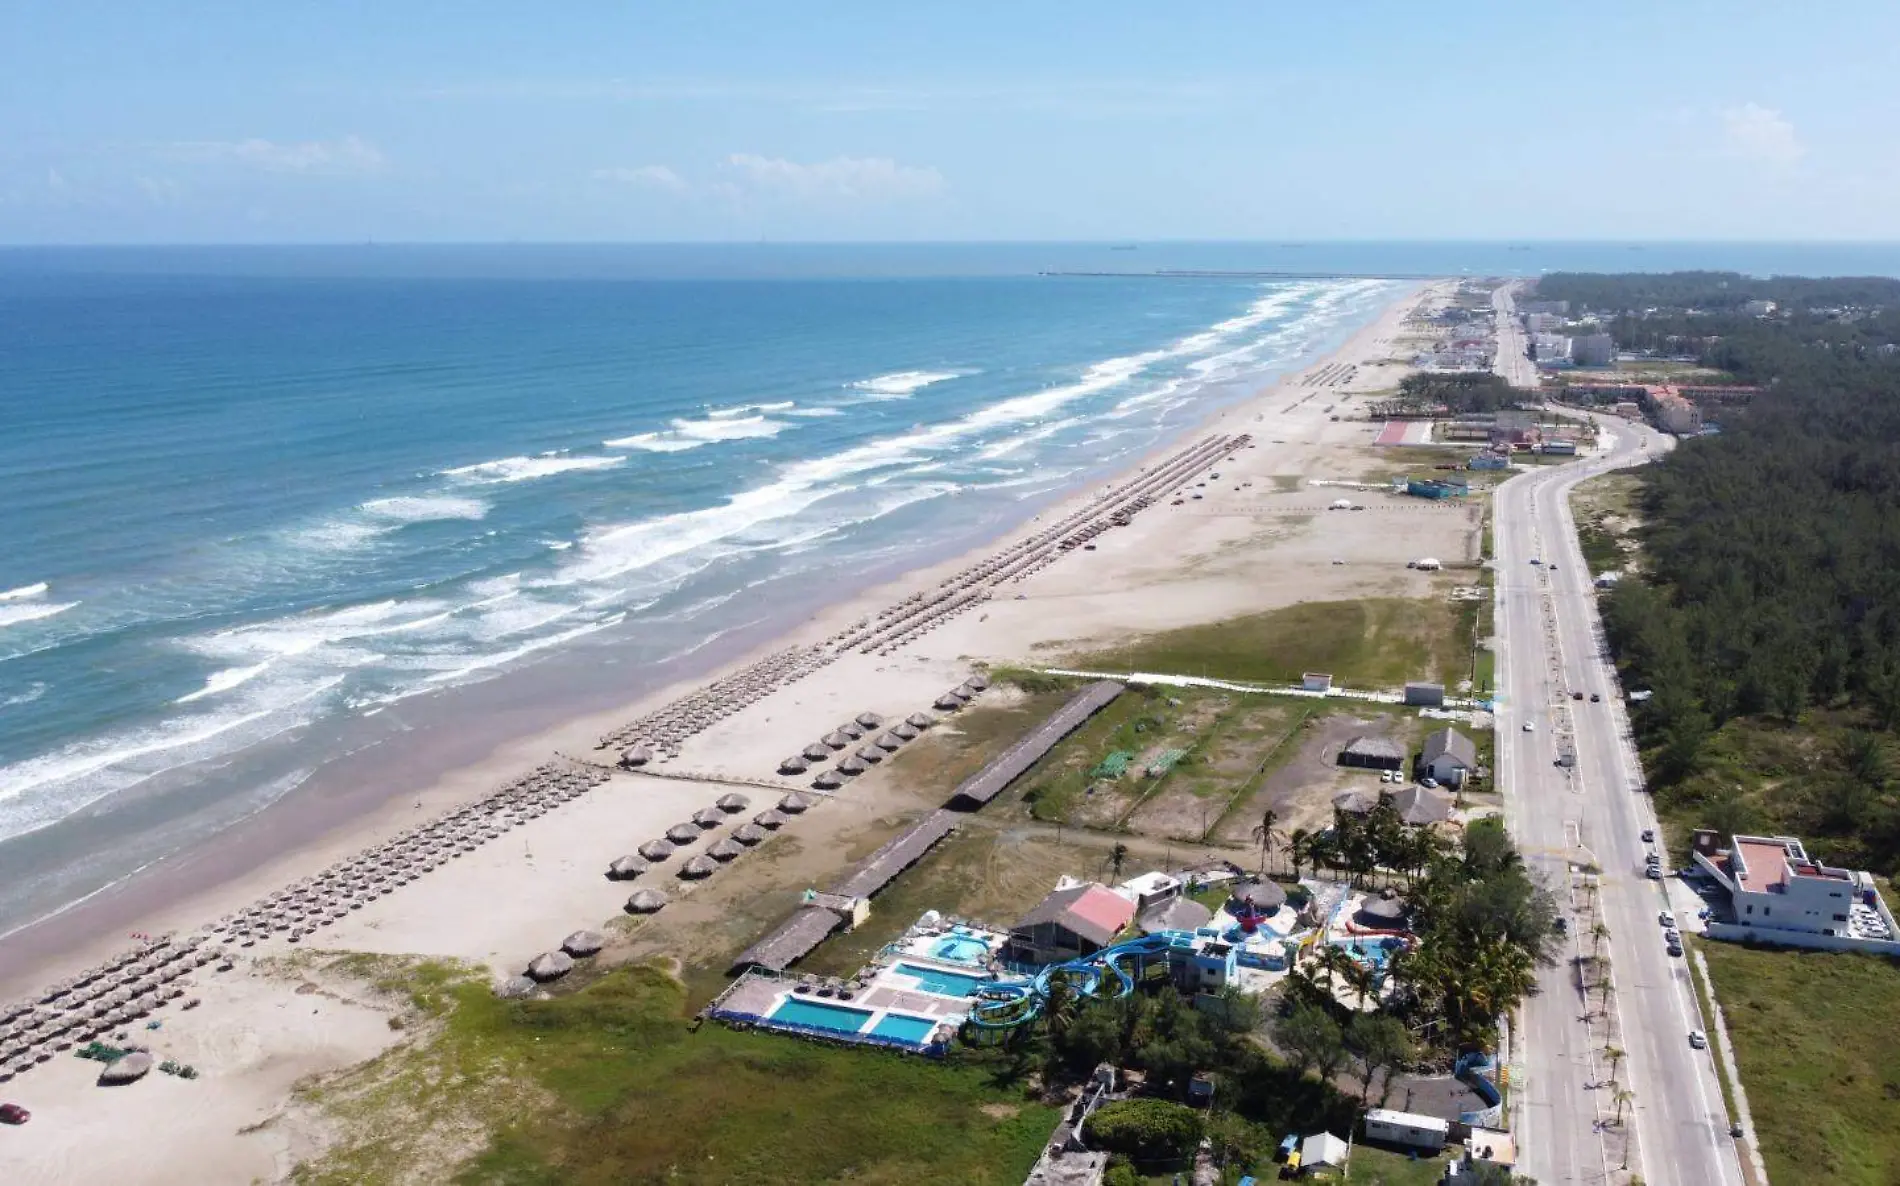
1126;700;1306;841
1215;707;1438;841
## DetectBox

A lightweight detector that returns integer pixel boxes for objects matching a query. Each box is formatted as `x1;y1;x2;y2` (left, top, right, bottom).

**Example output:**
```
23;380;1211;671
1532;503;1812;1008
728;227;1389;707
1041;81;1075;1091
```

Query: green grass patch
293;959;1057;1186
1699;942;1900;1186
1076;598;1468;691
1271;474;1303;493
1334;1145;1454;1185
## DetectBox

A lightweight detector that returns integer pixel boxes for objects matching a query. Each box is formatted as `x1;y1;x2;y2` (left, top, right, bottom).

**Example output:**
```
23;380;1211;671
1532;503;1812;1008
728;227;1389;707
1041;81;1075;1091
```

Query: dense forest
1529;273;1900;873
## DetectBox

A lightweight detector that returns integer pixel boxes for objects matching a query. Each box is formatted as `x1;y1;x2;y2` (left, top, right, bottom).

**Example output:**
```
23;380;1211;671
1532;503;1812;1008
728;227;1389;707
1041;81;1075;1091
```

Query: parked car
1641;828;1655;842
0;1102;29;1125
1689;1030;1707;1049
1666;939;1684;956
1659;911;1674;926
1731;1123;1745;1139
1420;777;1439;789
1647;866;1663;880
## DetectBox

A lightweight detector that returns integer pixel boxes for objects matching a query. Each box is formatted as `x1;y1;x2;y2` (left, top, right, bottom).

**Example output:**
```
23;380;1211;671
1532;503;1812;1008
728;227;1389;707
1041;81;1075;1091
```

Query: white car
1688;1030;1707;1049
1522;721;1536;732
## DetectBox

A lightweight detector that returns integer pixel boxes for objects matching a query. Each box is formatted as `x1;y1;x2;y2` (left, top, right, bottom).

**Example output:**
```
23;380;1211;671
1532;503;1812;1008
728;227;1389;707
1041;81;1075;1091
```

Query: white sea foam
360;495;491;523
423;613;626;684
786;406;846;418
707;401;795;418
0;583;77;629
848;370;962;398
174;662;272;705
443;453;625;483
607;414;789;452
1;682;46;709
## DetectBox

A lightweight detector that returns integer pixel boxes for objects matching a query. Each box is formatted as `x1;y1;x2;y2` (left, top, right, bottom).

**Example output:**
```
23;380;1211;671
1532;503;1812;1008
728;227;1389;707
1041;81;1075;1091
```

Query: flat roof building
1692;832;1900;954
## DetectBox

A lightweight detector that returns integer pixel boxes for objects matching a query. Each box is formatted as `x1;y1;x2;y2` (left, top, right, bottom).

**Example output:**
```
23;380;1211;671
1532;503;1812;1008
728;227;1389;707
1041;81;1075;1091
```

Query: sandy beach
0;280;1474;1184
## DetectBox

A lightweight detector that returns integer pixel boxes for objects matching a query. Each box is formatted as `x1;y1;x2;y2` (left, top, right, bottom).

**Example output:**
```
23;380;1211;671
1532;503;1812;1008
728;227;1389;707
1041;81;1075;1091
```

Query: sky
4;1;1899;244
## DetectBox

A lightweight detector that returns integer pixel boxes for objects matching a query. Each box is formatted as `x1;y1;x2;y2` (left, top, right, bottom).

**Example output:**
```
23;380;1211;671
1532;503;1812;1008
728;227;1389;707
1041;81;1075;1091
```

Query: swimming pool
1333;937;1404;968
769;997;873;1034
896;963;992;997
929;933;992;963
868;1013;939;1044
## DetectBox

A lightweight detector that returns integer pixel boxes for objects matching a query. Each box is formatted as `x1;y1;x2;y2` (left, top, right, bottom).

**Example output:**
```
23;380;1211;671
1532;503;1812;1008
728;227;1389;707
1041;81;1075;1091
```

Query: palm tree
1603;1045;1625;1086
1592;921;1610;961
1108;842;1129;880
1288;827;1312;878
1251;808;1284;877
1612;1086;1635;1127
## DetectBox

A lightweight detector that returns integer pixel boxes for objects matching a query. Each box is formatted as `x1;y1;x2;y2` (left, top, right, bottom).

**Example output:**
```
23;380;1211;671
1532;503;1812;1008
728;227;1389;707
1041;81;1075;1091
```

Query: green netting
1088;751;1134;779
1145;748;1188;776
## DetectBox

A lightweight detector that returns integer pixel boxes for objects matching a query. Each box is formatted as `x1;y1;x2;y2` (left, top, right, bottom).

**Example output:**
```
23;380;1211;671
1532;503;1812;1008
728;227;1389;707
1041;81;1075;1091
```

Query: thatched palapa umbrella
625;888;669;914
855;711;883;729
835;755;867;775
731;823;767;846
778;791;815;814
905;712;934;729
753;809;789;830
607;855;650;880
778;756;809;775
98;1051;154;1085
966;673;990;691
494;976;538;1000
875;732;904;751
822;731;851;750
638;839;676;861
619;746;652;768
716;792;750;812
802;742;831;762
855;746;883;764
678;855;717;879
933;694;964;711
838;721;864;740
527;951;574;982
666;823;701;844
892;722;919;741
706;838;743;862
562;930;605;958
811;770;844;791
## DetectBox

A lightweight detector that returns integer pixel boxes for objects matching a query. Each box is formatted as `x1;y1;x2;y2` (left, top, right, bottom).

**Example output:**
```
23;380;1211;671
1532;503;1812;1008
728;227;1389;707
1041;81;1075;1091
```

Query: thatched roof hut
707;838;743;862
732;823;767;846
607;855;650;880
836;755;867;775
678;855;717;879
855;711;883;729
778;791;815;814
716;792;750;812
753;809;789;829
625;888;669;913
778;756;809;775
561;930;605;958
1354;890;1409;929
1331;788;1380;816
692;807;725;828
1230;880;1288;913
98;1051;153;1085
637;839;676;861
527;951;575;982
494;976;538;1000
811;770;844;790
1138;898;1213;936
666;823;701;844
906;712;934;729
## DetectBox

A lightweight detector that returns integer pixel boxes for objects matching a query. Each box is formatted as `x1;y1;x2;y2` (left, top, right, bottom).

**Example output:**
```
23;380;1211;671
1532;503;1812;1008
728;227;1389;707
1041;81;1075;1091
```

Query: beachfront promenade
0;431;1249;1086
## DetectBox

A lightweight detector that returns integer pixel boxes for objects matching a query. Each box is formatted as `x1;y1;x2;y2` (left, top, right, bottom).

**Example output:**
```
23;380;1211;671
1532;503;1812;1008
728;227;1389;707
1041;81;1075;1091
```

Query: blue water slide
967;931;1189;1029
1455;1050;1502;1109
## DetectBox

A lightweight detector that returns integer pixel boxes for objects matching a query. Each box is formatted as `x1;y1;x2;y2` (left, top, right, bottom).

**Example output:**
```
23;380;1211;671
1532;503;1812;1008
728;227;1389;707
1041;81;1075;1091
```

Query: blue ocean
3;241;1896;935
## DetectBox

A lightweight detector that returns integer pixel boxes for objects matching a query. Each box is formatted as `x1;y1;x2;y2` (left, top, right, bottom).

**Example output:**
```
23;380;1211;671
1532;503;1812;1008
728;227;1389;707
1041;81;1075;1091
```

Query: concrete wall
1705;923;1900;956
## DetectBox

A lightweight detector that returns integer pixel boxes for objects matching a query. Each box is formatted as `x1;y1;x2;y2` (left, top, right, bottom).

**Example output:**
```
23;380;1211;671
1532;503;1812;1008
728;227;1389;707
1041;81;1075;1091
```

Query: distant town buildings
1519;299;1570;316
1569;332;1615;366
1647;388;1703;434
1525;312;1564;332
1742;298;1777;316
1530;333;1571;363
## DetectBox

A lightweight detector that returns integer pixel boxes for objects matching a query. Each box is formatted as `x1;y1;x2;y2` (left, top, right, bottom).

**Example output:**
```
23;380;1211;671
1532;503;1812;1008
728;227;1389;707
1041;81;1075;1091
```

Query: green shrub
1082;1098;1203;1161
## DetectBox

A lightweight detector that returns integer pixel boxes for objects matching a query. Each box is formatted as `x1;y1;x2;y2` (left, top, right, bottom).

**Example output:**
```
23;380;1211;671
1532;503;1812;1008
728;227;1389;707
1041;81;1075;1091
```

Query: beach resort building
1419;727;1478;787
1691;831;1900;954
1007;880;1138;965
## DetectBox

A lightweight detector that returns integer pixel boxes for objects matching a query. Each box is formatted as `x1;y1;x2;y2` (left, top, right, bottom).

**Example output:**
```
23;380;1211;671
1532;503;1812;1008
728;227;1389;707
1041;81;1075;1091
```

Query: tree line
1533;272;1900;873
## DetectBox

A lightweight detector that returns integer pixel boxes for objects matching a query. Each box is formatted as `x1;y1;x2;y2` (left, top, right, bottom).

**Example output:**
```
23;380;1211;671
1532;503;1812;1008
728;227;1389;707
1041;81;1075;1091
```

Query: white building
1693;832;1900;954
1742;299;1777;316
1530;333;1571;362
1525;312;1563;332
1570;333;1615;366
1114;871;1181;914
1364;1108;1449;1152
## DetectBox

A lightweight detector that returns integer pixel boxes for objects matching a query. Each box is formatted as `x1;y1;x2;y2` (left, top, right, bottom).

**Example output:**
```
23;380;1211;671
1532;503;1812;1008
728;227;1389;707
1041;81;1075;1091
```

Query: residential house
1419;727;1478;787
1691;832;1900;954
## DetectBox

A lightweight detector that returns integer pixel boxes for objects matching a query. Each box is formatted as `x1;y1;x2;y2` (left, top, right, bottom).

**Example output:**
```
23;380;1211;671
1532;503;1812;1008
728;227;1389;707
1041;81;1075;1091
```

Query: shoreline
0;282;1420;999
0;277;1433;1009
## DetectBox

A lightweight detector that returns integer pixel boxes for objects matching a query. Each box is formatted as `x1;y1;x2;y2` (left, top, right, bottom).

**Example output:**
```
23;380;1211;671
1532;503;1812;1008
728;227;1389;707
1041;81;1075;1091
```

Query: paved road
1492;284;1541;387
1494;418;1746;1186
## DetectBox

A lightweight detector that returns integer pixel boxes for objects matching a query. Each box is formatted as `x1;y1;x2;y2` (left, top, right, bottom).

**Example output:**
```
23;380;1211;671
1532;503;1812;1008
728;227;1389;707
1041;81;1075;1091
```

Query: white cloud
163;135;385;175
722;154;944;202
591;164;688;193
1720;103;1804;169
